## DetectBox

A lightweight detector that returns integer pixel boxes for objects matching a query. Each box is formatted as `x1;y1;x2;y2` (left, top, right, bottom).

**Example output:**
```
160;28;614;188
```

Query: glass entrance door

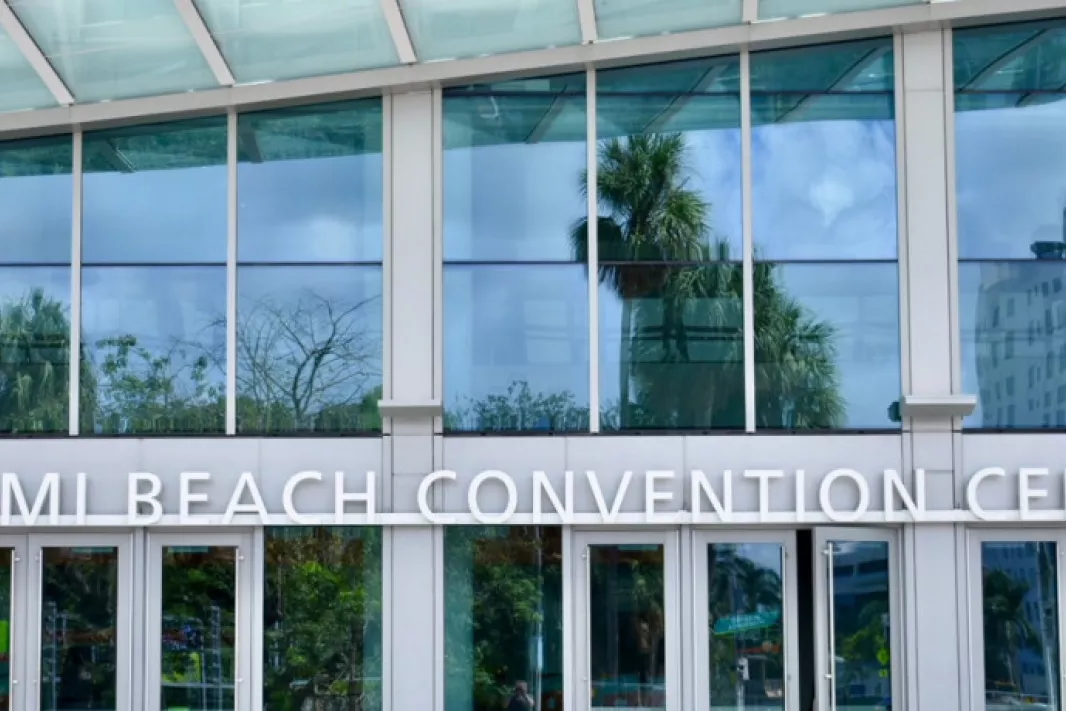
146;533;251;711
0;538;25;711
574;531;679;711
27;533;131;711
694;532;797;711
815;529;899;711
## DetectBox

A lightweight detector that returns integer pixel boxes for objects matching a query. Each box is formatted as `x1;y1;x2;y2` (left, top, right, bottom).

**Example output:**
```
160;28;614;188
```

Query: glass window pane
265;528;382;711
444;76;586;262
81;266;226;435
400;0;581;62
0;267;71;434
444;264;588;432
0;24;56;112
238;101;383;263
955;22;1066;92
828;540;892;711
588;543;666;710
0;136;72;264
597;58;743;260
83;118;228;265
600;265;743;430
955;95;1066;260
752;42;897;261
755;263;900;430
960;261;1066;429
980;542;1060;711
0;549;10;710
758;0;920;21
9;0;217;103
160;546;236;710
707;543;785;711
237;266;382;433
194;0;398;84
40;547;119;711
594;0;741;41
444;527;562;711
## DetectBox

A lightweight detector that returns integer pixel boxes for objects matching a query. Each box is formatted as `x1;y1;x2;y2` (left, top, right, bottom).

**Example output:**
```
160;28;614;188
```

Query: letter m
3;473;59;526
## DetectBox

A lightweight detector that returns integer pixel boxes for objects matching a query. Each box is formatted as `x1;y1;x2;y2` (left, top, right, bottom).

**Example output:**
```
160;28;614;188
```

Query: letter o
819;469;870;523
468;470;518;524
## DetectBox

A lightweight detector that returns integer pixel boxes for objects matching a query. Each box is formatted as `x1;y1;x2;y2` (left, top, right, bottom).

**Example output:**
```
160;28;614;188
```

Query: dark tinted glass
238;101;383;263
955;21;1066;92
80;266;226;434
82;117;228;264
264;527;382;711
443;75;586;262
600;264;744;430
236;266;383;433
444;264;588;432
0;267;71;433
754;262;900;429
0;136;72;264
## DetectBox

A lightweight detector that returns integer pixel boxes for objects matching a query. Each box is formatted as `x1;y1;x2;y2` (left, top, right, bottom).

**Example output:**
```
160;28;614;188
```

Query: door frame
0;535;28;711
26;532;134;711
813;527;903;711
144;531;253;711
965;528;1066;711
571;529;680;711
691;529;799;711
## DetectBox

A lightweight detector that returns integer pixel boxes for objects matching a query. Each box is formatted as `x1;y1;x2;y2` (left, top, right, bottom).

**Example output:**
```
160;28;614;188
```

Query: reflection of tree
236;289;382;433
74;286;382;434
0;288;92;433
265;529;383;711
445;380;588;431
983;568;1037;693
444;528;563;711
571;133;843;428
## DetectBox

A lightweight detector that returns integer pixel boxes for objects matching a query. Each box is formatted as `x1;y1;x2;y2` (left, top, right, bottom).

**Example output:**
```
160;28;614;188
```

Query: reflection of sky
445;115;899;428
957;99;1066;427
0;173;71;263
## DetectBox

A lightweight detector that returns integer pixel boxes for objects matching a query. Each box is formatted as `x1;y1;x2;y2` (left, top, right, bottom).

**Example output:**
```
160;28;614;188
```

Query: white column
897;28;965;711
381;89;443;711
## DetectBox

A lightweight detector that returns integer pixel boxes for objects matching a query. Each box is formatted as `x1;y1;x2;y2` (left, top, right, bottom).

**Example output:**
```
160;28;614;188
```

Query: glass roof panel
758;0;920;21
750;38;894;93
594;0;742;41
400;0;581;62
193;0;398;84
0;23;55;112
954;21;1066;92
8;0;218;103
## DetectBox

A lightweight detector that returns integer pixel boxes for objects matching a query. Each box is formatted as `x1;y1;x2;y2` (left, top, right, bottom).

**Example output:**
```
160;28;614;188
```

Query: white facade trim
172;0;235;87
741;48;755;433
577;0;598;44
586;68;600;432
0;0;73;106
68;130;82;436
380;0;417;64
0;0;1058;137
226;108;238;435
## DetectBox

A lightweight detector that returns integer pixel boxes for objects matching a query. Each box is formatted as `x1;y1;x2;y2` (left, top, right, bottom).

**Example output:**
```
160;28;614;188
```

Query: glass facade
957;19;1066;429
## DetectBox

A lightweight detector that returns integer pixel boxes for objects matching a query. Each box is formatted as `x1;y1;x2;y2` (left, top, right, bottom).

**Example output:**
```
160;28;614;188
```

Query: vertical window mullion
69;130;82;436
587;67;599;433
741;48;755;433
226;108;238;436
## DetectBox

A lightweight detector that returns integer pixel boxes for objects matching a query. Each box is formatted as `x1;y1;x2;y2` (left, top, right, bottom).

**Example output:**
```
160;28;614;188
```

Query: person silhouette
506;680;534;710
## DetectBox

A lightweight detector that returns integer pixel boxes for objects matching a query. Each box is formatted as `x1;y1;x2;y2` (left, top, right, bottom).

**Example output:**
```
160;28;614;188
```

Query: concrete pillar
381;89;442;711
897;28;967;711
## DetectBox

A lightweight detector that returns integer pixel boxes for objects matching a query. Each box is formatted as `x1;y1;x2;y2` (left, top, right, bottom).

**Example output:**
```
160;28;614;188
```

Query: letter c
418;470;456;524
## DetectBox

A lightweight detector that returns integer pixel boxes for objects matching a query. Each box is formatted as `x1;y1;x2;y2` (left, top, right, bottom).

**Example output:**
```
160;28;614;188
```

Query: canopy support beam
173;0;235;86
578;0;598;44
0;0;73;105
381;0;417;64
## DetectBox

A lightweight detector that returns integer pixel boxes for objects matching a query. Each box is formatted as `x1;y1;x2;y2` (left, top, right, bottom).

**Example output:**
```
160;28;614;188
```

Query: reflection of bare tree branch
237;289;382;431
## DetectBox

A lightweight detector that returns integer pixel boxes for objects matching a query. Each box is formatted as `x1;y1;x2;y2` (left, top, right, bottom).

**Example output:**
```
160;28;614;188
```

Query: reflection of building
974;208;1066;427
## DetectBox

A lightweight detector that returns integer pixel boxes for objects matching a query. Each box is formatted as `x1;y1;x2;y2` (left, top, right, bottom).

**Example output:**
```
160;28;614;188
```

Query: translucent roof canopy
0;0;950;113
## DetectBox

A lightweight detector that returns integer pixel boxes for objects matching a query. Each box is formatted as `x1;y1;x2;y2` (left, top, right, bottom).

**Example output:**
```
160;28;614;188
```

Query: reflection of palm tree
983;569;1037;694
571;132;844;429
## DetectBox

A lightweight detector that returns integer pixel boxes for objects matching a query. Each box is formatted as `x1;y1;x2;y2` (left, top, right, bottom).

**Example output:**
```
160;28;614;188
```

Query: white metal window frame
0;535;29;710
571;529;682;711
25;532;135;711
143;531;254;711
966;528;1066;711
813;527;904;711
691;529;800;711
